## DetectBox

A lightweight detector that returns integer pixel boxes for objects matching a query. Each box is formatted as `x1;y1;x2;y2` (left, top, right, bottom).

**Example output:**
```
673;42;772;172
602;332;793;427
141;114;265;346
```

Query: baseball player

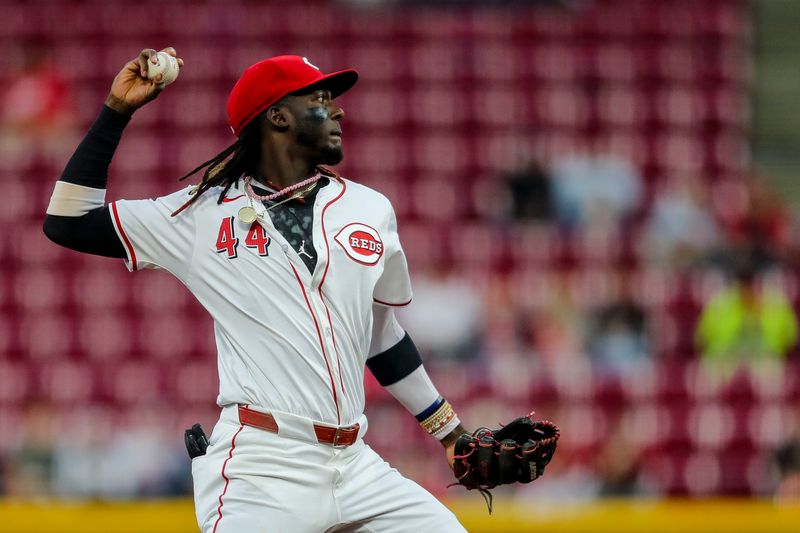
44;47;469;532
44;48;558;531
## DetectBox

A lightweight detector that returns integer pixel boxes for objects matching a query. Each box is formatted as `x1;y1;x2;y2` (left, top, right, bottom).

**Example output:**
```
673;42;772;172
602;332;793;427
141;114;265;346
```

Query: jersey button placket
310;293;341;397
310;181;345;418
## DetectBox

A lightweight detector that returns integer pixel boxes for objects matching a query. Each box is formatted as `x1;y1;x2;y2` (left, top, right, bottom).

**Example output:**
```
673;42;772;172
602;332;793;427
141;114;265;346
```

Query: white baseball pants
192;406;466;532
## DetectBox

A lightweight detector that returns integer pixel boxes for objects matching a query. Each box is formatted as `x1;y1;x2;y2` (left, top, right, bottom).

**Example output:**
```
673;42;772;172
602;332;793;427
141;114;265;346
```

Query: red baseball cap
226;55;358;136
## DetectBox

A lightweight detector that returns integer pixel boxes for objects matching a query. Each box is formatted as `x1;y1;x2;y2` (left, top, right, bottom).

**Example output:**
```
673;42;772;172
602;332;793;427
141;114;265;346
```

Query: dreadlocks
170;111;266;217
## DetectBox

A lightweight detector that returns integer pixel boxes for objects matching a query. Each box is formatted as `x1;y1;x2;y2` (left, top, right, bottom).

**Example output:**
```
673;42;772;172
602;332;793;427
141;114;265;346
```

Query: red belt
237;405;360;447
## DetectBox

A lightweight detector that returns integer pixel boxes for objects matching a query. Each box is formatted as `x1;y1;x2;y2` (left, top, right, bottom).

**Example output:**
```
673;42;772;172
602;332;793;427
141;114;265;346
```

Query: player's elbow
43;215;76;249
43;215;65;246
41;208;125;258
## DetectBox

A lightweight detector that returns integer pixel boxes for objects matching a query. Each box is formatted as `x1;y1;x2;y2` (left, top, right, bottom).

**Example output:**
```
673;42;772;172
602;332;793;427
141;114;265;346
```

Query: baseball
147;51;179;85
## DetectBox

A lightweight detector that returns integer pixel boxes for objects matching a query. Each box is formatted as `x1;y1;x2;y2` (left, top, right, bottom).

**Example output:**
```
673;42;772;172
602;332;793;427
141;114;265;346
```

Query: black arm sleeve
365;332;423;387
42;105;131;258
44;210;124;258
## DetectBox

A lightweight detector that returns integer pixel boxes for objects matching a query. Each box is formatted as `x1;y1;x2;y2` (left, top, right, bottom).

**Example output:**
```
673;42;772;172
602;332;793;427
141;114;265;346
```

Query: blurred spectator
644;174;721;270
774;423;800;501
0;39;77;167
3;404;56;498
745;175;792;257
551;137;642;230
596;421;648;497
502;159;554;223
397;263;483;361
711;173;792;277
53;425;190;498
0;456;6;495
586;271;650;376
696;253;798;370
518;273;586;372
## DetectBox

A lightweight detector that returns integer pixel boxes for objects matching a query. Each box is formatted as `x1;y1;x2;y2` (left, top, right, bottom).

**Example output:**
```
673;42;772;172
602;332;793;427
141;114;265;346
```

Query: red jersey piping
289;262;341;424
212;425;244;533
318;180;347;291
110;202;138;271
373;297;412;307
221;194;245;203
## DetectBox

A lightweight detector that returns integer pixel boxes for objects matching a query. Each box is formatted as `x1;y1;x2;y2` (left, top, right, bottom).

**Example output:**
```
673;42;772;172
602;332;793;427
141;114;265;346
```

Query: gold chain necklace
238;181;318;224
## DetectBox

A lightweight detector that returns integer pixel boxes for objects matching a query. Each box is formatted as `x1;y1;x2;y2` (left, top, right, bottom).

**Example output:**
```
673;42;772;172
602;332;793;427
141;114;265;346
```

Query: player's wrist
98;102;134;129
417;397;462;441
439;423;468;449
104;94;136;117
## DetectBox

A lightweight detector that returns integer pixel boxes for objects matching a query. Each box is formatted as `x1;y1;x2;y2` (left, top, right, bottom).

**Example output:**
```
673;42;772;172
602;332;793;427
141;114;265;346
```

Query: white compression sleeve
384;365;440;416
46;181;106;217
369;304;406;356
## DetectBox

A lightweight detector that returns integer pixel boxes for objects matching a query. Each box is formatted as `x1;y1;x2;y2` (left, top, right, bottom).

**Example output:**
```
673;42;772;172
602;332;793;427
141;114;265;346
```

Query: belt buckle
332;426;344;447
332;424;358;447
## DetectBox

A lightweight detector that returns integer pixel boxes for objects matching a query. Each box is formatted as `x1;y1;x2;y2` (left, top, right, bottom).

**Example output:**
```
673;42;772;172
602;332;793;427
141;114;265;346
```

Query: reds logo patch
334;223;384;266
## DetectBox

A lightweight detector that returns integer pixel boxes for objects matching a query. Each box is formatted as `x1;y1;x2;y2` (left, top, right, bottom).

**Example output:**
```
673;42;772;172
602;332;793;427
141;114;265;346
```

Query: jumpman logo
297;240;312;259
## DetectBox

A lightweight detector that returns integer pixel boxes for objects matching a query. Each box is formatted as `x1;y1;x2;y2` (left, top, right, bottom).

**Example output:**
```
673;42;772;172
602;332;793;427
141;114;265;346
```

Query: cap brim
292;69;359;99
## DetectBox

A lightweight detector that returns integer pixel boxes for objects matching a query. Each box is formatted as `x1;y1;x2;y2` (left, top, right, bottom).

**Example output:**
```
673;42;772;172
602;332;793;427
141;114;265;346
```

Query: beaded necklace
238;174;321;224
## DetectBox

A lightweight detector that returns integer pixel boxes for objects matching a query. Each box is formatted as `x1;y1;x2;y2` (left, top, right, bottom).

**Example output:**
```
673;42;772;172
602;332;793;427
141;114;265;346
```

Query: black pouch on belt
184;423;210;459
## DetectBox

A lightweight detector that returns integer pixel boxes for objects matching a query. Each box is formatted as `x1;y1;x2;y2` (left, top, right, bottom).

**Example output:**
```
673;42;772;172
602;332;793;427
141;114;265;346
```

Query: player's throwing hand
105;47;184;116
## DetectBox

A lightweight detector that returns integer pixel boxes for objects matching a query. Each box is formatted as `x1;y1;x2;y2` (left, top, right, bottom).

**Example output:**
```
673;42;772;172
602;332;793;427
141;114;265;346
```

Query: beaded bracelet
418;398;461;441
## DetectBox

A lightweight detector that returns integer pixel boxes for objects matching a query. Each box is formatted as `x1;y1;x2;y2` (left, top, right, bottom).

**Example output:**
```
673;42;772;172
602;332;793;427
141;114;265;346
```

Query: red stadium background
1;0;798;531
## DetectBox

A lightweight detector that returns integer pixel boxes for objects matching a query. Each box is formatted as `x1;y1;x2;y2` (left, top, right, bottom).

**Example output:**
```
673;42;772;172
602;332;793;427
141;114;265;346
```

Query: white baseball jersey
109;176;412;427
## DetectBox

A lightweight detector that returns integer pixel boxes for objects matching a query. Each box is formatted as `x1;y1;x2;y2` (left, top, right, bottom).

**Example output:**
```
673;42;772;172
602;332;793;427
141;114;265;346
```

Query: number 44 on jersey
216;216;271;259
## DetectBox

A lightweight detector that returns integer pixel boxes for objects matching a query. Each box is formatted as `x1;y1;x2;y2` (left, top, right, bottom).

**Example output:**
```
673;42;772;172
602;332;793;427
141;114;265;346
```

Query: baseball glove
452;414;559;513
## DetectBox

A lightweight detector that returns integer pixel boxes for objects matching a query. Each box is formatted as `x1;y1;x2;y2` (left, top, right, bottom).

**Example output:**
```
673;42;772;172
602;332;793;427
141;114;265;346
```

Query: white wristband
434;414;462;441
46;181;106;216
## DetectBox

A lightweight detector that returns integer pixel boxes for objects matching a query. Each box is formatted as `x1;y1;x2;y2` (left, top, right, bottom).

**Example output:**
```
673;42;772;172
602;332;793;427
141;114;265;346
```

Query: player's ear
266;104;290;131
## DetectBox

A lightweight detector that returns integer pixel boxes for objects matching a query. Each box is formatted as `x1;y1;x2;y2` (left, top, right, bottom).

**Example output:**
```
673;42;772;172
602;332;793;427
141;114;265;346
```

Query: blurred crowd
395;144;800;501
1;0;799;504
491;147;798;369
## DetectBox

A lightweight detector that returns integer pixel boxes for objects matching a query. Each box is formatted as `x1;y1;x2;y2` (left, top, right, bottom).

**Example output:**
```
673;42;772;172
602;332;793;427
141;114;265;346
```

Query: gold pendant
238;206;258;224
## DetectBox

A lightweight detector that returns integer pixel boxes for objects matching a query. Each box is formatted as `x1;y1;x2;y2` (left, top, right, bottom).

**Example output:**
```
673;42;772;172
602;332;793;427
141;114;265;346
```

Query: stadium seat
688;403;735;450
71;266;129;312
0;362;31;404
13;266;64;312
77;312;132;361
684;452;722;495
37;361;95;404
105;361;163;405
